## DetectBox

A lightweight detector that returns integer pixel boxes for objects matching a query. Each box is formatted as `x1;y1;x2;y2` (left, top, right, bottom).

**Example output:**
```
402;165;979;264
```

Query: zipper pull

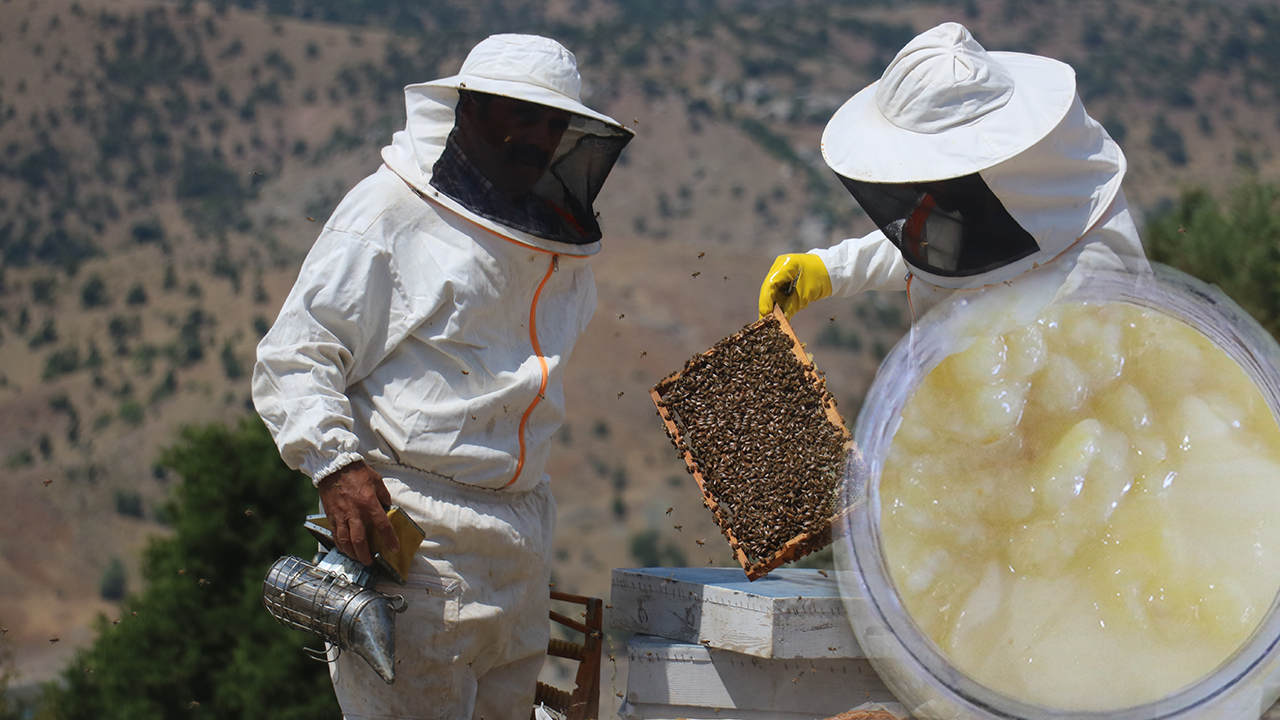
552;254;560;272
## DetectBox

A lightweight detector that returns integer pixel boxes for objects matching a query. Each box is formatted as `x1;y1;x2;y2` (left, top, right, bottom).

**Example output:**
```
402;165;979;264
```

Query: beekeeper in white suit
253;34;632;719
759;22;1148;321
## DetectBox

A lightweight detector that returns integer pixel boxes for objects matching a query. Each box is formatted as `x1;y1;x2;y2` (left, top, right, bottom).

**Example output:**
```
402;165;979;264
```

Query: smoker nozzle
262;554;407;684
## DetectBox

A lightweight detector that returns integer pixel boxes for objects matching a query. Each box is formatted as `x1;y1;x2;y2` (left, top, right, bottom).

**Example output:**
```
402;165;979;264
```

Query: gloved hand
758;253;832;319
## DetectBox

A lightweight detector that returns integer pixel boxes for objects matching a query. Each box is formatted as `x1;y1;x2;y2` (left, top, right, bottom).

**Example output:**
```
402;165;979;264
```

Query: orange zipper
505;254;558;488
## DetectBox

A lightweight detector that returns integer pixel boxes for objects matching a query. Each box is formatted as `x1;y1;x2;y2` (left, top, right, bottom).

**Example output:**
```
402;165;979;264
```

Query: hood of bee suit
822;22;1126;289
381;33;634;256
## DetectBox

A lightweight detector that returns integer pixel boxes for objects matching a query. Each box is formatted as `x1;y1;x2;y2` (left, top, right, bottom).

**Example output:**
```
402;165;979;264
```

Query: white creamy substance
881;301;1280;710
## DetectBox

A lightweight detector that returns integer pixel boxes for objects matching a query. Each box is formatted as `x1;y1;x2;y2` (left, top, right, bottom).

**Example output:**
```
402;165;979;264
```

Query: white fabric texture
821;22;1076;184
328;464;556;720
421;34;622;129
252;163;595;490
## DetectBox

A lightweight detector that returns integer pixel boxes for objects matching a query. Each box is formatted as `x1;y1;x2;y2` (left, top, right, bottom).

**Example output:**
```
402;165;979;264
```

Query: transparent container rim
839;263;1280;719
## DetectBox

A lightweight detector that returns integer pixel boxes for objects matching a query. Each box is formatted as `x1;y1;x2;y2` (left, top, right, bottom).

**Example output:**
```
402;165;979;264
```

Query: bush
36;419;341;719
119;401;144;426
99;558;127;601
1149;115;1188;166
114;490;144;518
43;346;82;380
81;275;110;308
629;528;687;568
125;284;147;305
220;340;243;379
4;448;33;468
28;318;57;348
1144;180;1280;340
32;276;57;305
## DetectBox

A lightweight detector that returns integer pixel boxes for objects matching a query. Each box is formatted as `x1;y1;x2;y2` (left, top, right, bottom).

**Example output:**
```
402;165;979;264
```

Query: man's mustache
503;143;551;169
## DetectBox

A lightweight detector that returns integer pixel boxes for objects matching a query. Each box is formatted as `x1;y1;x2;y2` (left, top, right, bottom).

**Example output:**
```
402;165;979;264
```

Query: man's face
456;94;572;199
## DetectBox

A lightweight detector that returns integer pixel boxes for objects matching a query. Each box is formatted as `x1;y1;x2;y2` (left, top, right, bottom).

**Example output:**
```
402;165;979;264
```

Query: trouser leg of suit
329;465;556;720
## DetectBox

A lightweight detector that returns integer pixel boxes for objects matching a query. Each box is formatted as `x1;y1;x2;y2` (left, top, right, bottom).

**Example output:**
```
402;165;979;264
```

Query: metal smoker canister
263;552;407;684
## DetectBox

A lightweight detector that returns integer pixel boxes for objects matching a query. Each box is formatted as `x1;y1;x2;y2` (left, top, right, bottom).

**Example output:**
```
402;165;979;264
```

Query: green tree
36;418;340;720
0;631;28;720
1143;180;1280;340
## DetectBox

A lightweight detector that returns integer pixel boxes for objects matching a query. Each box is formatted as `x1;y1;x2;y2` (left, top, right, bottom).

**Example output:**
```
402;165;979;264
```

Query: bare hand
317;460;400;566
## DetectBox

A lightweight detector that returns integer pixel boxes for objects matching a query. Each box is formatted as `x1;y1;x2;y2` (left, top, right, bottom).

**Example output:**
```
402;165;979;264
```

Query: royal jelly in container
838;265;1280;719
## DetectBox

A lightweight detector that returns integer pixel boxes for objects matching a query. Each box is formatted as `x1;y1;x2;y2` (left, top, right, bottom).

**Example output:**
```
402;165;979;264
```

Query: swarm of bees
651;310;851;579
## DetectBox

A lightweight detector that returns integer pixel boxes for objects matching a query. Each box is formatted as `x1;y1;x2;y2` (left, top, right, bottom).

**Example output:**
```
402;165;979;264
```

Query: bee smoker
262;508;425;684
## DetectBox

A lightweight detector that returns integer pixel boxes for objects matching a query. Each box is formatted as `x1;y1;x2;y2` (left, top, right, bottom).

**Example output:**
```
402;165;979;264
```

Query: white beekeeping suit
253;34;631;720
759;22;1148;321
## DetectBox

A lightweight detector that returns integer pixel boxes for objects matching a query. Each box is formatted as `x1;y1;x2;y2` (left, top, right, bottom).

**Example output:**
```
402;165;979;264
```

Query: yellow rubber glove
758;253;832;319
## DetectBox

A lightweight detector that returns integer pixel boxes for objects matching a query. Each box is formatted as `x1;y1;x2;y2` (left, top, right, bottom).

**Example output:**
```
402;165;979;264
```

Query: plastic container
837;264;1280;720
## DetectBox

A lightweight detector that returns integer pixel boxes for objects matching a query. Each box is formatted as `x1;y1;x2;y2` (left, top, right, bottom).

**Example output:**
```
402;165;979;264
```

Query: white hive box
610;567;863;659
618;634;897;720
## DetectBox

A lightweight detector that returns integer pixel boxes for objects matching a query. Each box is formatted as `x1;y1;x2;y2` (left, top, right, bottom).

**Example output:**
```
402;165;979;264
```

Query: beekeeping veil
821;23;1126;289
382;34;634;253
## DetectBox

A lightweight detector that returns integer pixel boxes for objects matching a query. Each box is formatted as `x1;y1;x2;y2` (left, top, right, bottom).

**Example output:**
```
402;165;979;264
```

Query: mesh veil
839;173;1040;278
432;110;630;245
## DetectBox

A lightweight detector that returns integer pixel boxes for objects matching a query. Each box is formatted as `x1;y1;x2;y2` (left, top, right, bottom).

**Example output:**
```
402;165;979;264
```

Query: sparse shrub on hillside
264;49;294;80
817;323;861;352
629;528;686;568
114;490;144;518
50;394;81;444
133;343;159;375
32;276;57;305
28;318;58;348
212;248;240;291
130;219;164;244
4;448;33;469
125;283;147;306
43;347;81;382
176;147;254;237
38;434;52;460
149;370;177;405
81;275;110;308
36;228;98;273
220;340;244;379
104;9;211;88
1149;114;1188;166
98;558;127;601
119;400;144;426
176;308;211;365
108;314;141;355
86;342;104;371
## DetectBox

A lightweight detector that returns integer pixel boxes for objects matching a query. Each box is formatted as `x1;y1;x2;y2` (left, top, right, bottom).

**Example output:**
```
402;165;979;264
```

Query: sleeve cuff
306;451;366;486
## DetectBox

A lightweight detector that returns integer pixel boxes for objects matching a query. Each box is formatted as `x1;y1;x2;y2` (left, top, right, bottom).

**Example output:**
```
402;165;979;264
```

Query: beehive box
610;567;862;660
651;306;854;579
618;634;898;720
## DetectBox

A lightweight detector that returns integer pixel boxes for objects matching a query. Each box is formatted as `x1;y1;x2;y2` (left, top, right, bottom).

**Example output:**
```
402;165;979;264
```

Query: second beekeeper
759;22;1149;320
252;33;633;720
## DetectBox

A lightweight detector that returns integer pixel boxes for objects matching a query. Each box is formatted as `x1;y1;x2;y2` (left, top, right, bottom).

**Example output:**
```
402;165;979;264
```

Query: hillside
2;0;1280;692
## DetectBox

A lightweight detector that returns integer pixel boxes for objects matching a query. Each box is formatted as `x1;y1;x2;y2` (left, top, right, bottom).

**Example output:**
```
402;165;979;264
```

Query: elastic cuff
307;451;366;486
